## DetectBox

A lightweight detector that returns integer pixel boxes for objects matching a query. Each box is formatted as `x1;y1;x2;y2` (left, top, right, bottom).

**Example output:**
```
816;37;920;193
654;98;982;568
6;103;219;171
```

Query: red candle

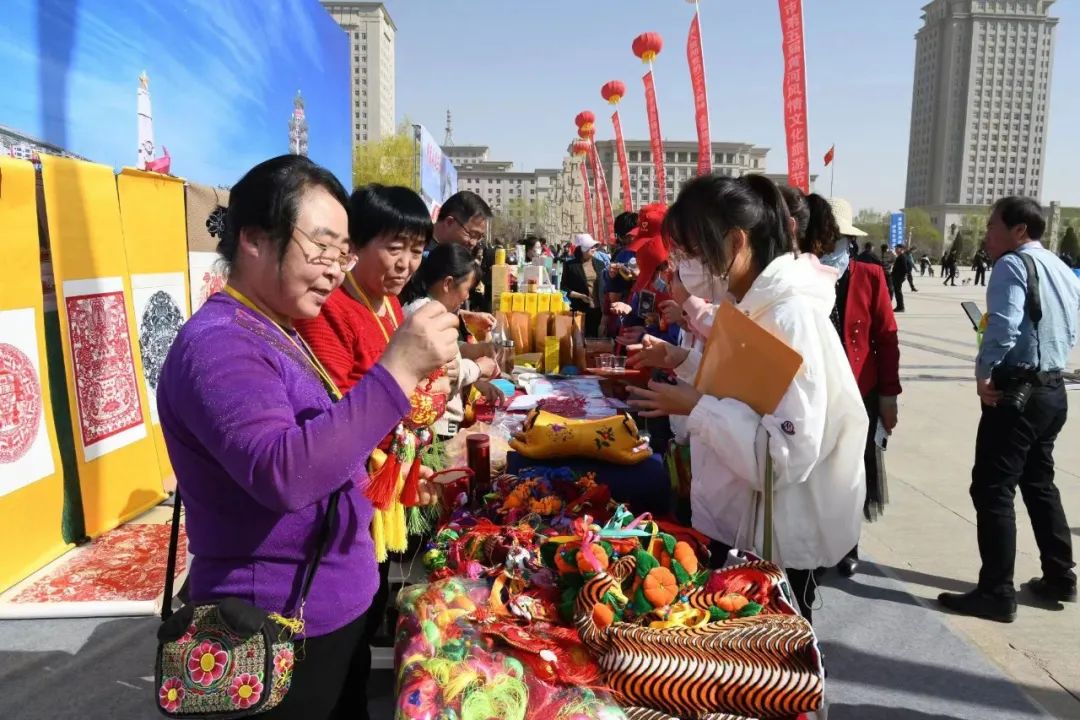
466;434;491;504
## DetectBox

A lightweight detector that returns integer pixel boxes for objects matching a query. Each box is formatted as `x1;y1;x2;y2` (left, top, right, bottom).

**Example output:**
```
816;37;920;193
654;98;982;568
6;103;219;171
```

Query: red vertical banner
687;12;711;176
642;70;666;202
589;142;616;245
612;111;634;213
579;160;596;239
778;0;809;193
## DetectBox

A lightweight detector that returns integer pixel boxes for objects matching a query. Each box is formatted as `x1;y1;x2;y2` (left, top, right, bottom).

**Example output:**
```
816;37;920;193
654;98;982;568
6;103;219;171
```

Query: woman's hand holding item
475;355;499;379
475;379;506;407
878;395;899;431
611;301;633;316
659;299;685;329
626;379;703;418
625;335;689;370
380;301;459;393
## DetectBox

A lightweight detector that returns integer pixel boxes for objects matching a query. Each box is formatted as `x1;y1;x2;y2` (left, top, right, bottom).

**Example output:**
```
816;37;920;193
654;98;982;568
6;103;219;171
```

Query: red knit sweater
295;287;403;394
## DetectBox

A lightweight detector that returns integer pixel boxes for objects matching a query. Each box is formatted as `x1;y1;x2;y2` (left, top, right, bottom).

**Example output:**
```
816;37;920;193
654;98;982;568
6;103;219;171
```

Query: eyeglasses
451;216;486;242
292;226;358;272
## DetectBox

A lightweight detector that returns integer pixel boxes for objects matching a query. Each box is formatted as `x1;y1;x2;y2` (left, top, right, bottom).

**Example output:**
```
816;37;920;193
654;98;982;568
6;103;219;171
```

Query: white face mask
677;258;727;302
819;243;850;278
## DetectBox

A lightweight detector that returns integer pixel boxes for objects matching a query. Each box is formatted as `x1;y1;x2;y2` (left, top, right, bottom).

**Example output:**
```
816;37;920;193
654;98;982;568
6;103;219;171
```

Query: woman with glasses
157;156;459;719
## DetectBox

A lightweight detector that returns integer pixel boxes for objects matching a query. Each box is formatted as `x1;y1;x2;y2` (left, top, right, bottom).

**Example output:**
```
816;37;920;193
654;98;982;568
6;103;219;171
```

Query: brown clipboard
693;301;804;416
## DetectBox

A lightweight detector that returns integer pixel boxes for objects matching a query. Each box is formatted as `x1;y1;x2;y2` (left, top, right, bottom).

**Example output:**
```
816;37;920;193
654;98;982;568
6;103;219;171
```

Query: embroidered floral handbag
154;491;339;718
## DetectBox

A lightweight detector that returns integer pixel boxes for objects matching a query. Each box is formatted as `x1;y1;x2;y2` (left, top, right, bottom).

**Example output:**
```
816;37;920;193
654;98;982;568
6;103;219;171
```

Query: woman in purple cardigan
157;155;459;719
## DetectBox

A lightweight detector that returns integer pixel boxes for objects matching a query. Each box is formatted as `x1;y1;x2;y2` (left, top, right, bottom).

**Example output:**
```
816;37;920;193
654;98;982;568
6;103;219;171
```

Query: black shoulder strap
160;489;341;622
1016;252;1042;324
160;494;183;621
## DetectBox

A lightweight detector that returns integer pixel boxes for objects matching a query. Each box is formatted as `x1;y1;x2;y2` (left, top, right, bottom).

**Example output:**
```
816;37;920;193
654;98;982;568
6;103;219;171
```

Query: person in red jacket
782;189;902;577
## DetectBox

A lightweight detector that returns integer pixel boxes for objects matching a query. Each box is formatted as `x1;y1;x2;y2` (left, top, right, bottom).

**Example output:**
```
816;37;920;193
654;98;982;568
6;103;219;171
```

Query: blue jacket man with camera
939;196;1080;622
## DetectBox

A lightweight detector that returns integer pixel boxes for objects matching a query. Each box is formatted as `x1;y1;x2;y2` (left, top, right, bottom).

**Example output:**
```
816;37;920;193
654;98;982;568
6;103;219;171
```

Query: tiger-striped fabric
623;707;759;720
575;557;823;720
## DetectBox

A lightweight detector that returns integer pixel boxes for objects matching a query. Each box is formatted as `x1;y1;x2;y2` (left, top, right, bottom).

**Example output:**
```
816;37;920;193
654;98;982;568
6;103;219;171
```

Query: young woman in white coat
626;174;867;623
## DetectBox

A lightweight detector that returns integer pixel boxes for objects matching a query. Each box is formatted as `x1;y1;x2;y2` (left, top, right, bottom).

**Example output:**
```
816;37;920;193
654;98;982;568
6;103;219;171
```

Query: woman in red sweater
782;189;902;577
295;184;435;720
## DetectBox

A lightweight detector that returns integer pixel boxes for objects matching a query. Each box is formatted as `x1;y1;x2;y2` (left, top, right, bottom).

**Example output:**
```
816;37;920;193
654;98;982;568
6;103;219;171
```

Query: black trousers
261;611;371;720
974;266;987;285
892;274;905;310
708;540;816;625
971;379;1075;598
907;271;917;291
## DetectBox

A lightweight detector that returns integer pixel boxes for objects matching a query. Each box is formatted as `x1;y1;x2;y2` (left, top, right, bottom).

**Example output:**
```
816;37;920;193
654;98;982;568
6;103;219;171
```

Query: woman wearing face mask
783;190;900;578
655;257;728;525
625;174;867;624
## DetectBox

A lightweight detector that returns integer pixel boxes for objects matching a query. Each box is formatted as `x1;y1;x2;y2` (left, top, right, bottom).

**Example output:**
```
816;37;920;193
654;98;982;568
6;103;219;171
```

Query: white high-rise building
321;2;396;145
905;0;1058;231
591;139;769;209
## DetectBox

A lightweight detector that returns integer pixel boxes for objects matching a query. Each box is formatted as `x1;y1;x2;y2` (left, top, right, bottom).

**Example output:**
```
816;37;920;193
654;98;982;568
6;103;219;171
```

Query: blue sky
385;0;1079;213
0;0;351;188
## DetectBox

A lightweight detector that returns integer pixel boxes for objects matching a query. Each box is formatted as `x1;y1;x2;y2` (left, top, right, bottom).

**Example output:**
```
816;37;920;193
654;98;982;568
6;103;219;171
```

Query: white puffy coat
675;253;867;570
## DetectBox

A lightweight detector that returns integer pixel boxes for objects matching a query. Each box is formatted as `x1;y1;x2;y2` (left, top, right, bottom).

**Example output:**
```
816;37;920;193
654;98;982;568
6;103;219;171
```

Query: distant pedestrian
891;245;910;312
904;246;918;292
880;244;897;299
973;248;990;286
943;250;958;286
856;241;879;265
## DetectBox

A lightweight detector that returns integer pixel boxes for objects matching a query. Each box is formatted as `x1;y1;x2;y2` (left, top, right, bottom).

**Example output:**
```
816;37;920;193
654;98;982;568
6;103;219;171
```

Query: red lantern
574;110;596;132
632;32;663;63
577;125;595;140
601;80;626;105
571;141;590;157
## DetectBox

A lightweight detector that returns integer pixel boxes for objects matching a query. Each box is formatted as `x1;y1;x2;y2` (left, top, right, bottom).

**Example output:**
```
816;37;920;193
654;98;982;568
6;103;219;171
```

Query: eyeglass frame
291;226;358;272
450;215;486;243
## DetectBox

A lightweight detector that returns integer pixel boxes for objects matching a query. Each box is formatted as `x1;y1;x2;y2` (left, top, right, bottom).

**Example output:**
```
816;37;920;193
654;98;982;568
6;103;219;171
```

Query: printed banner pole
601;80;634;214
778;0;810;193
612;111;634;213
588;141;616;246
642;69;667;202
633;32;666;202
687;2;712;176
579;160;596;239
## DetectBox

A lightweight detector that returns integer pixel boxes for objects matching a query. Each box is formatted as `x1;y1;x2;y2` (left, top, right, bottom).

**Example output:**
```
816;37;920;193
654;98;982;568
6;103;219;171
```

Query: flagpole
829;142;835;198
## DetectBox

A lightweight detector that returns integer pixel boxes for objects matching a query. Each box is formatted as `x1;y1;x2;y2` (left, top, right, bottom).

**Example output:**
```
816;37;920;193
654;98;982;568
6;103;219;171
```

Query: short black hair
349;184;432;248
414;242;480;293
438;190;492;224
880;243;889;251
779;186;809;246
219;155;348;268
993;196;1045;239
614;211;639;239
863;241;873;251
663;174;793;278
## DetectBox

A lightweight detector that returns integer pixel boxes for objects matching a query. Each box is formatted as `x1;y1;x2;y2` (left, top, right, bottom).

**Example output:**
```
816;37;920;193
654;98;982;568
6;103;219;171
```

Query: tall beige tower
321;2;396;145
905;0;1058;211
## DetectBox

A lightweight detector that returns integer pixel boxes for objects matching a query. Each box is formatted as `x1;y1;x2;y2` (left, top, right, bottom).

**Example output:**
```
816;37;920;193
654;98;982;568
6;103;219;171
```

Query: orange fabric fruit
643;566;678;608
673;541;699;576
717;593;749;613
592;602;615;629
576;544;609;574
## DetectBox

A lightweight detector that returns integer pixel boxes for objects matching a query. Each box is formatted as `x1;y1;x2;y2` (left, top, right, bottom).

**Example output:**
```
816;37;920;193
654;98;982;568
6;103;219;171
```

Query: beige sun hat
827;197;868;237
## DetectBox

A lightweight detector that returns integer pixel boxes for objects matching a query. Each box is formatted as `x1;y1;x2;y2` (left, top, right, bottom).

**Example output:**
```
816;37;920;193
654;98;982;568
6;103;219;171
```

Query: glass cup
597;353;614;370
612;356;627;373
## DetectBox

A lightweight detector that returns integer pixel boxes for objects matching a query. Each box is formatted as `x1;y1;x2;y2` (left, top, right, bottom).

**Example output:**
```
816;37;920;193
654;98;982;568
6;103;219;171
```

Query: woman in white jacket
627;174;867;623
